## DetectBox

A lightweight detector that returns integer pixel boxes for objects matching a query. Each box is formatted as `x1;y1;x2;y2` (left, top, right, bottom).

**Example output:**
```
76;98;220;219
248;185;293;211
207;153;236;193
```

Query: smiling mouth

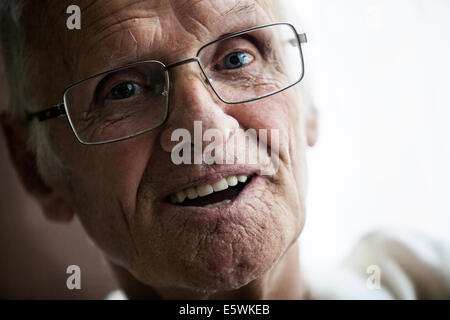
167;174;253;208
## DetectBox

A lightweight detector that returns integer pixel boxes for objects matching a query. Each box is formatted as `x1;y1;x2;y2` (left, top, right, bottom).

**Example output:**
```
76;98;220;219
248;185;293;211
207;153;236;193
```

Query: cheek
227;92;299;133
52;116;159;208
51;131;159;266
108;136;155;186
90;134;157;202
229;92;307;219
226;91;303;163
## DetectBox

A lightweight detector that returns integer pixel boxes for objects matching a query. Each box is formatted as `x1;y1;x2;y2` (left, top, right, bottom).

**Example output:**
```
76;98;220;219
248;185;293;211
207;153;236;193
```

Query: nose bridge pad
200;70;212;87
197;64;213;88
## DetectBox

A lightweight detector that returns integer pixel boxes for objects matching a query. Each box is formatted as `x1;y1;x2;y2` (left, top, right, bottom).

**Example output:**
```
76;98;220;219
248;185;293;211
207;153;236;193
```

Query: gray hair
0;0;66;177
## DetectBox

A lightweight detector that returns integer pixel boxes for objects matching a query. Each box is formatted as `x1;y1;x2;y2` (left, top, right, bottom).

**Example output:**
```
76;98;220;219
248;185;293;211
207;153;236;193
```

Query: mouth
167;174;253;208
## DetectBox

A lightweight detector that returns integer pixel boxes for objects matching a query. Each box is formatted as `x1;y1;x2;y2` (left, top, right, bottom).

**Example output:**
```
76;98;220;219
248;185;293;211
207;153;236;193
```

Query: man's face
26;0;310;292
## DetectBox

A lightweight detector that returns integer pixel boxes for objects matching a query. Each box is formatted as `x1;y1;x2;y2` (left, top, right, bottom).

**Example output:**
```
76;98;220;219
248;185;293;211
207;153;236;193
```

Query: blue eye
222;52;254;70
108;82;136;100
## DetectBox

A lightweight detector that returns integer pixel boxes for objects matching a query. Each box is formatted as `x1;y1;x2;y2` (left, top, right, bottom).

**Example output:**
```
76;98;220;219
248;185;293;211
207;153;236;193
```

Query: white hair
1;1;66;178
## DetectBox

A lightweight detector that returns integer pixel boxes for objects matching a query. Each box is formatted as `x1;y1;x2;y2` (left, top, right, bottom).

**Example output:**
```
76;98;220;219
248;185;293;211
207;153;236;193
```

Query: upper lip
157;166;258;202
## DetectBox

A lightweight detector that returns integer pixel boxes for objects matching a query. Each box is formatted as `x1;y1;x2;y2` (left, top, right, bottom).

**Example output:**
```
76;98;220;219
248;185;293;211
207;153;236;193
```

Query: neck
110;241;308;300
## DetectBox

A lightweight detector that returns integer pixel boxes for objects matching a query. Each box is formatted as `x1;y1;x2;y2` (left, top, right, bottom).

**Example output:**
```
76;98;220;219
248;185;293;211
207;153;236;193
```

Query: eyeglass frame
26;22;307;145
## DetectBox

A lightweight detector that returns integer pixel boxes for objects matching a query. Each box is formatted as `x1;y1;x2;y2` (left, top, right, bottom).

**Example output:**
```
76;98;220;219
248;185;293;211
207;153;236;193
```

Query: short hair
0;1;65;174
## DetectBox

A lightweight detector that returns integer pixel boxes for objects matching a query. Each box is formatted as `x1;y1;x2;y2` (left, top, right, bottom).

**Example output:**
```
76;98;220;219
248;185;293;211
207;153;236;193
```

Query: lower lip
157;175;263;218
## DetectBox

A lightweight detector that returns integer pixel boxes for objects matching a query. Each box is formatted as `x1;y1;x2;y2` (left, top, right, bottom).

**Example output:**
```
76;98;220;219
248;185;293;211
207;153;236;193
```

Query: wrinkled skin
2;0;318;299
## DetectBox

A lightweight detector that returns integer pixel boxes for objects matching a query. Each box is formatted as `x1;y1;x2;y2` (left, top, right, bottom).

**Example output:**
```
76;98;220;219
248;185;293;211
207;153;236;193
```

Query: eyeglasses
26;22;307;145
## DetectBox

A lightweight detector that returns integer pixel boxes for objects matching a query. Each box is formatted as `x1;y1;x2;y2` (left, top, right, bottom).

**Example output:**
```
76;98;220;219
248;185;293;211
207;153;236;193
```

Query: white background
284;0;450;267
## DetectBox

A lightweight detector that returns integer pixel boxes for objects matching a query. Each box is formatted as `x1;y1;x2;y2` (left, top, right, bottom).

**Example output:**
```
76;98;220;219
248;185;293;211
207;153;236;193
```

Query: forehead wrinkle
66;0;159;61
74;9;165;78
163;0;275;57
79;18;157;62
221;0;258;20
68;1;167;74
169;0;261;41
70;0;277;80
82;0;155;33
220;0;277;21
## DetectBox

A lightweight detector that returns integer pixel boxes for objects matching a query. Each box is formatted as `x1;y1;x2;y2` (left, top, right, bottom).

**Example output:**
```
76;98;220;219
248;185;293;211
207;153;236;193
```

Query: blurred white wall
286;0;450;267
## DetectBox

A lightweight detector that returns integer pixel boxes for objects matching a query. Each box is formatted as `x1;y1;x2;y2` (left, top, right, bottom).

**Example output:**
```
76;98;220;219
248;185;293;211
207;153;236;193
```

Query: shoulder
305;229;450;299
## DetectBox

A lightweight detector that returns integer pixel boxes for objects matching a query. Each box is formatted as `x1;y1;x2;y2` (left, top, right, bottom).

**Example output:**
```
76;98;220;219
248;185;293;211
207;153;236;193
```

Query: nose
159;64;239;158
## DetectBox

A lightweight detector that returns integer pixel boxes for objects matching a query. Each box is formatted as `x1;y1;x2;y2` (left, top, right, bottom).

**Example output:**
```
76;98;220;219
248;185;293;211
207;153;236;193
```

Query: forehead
81;1;274;69
22;0;277;103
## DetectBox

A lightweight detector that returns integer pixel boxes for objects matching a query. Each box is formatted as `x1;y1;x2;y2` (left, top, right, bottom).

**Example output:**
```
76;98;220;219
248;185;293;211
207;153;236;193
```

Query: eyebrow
222;1;257;18
212;1;262;38
219;2;260;29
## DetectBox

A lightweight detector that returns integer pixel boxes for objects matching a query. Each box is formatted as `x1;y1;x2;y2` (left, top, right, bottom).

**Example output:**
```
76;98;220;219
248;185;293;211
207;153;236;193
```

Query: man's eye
222;52;254;70
107;82;138;100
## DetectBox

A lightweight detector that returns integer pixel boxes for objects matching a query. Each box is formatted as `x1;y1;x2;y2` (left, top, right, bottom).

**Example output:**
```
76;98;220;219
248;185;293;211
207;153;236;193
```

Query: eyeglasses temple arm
287;33;307;47
298;33;307;44
26;104;66;122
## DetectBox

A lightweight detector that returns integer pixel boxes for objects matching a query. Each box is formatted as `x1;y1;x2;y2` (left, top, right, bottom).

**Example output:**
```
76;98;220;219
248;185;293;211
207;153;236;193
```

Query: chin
135;214;296;294
129;172;303;295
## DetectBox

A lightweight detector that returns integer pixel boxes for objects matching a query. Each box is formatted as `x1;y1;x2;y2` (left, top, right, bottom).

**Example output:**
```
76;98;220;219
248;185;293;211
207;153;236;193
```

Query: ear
0;112;74;222
306;105;319;147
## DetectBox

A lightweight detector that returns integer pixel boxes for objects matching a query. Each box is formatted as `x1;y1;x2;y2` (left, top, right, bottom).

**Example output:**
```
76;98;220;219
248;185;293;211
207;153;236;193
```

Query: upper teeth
169;175;248;204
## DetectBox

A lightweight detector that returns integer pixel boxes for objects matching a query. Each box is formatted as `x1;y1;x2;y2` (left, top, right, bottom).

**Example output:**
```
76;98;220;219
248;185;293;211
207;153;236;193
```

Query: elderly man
1;0;449;300
0;0;316;299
